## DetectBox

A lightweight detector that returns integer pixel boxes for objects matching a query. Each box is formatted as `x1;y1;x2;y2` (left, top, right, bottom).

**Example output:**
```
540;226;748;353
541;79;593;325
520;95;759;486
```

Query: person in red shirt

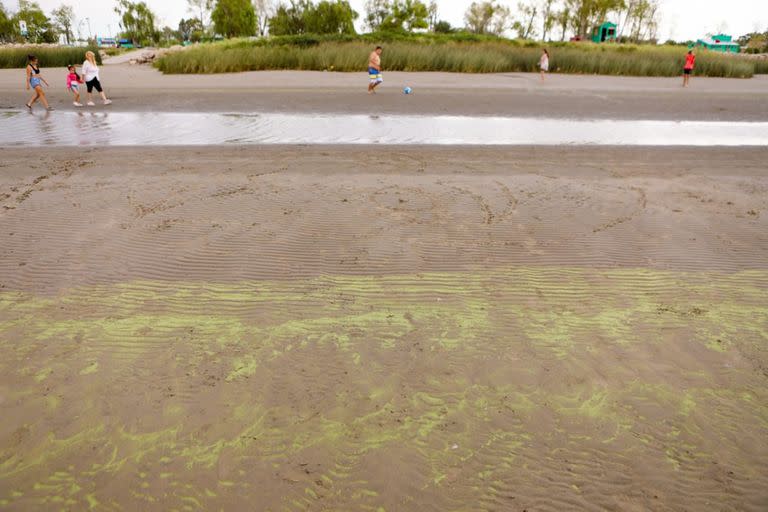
683;50;696;87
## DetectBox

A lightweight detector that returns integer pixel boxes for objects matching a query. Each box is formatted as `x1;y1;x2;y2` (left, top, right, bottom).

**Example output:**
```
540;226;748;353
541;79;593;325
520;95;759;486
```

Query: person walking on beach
368;46;383;94
82;51;112;106
539;49;550;82
66;65;84;107
25;55;53;111
682;50;696;87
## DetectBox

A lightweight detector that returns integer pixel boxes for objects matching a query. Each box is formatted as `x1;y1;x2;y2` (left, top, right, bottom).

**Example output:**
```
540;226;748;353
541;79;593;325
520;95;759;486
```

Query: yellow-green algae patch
0;268;766;510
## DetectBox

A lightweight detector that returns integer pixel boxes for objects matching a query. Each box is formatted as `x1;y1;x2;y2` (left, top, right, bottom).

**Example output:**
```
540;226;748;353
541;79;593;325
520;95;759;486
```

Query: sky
9;0;768;42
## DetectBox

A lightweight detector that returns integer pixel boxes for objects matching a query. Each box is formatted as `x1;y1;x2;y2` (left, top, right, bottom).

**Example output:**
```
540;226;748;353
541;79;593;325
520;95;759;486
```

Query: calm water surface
1;111;767;146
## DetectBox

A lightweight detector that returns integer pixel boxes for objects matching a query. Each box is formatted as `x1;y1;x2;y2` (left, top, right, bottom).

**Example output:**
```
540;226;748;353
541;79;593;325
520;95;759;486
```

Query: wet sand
1;65;768;120
1;146;767;510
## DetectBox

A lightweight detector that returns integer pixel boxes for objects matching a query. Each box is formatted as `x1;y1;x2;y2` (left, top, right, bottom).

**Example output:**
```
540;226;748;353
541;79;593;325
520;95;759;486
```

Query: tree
0;1;16;43
566;0;625;39
555;5;570;40
464;1;510;36
433;20;452;33
253;0;275;36
512;0;537;39
269;1;357;36
381;0;429;31
738;31;768;53
178;17;204;41
619;0;659;42
161;25;180;44
364;0;389;31
363;0;428;32
14;0;57;43
268;1;304;35
212;0;256;37
114;0;160;45
305;1;357;35
426;0;438;31
187;0;213;30
51;4;75;44
540;0;556;41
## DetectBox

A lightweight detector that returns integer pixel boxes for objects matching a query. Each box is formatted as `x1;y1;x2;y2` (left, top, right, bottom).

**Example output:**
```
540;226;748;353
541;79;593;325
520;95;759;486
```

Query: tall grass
0;46;102;69
156;39;755;78
751;58;768;74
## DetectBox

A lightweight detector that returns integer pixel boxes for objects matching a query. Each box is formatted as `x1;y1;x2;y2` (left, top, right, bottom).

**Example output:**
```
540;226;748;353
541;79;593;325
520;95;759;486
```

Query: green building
696;34;740;53
591;22;617;43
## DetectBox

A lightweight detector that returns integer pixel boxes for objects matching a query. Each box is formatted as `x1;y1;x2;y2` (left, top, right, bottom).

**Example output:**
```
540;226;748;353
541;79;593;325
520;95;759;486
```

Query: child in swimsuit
67;65;84;107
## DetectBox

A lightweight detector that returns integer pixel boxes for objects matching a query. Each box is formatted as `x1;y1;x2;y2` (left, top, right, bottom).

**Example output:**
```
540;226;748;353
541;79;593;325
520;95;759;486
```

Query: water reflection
1;111;766;146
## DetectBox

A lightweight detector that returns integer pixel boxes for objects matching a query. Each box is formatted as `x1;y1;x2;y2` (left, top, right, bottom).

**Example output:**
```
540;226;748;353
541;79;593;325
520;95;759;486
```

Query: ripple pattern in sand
1;149;767;510
1;270;767;510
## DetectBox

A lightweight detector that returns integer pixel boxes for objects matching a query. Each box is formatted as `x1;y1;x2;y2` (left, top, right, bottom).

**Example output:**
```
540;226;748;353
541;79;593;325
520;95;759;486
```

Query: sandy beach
1;65;768;119
1;69;767;511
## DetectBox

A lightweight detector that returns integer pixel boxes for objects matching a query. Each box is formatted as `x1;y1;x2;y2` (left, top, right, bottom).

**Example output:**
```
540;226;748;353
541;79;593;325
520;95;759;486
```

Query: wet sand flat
0;146;767;510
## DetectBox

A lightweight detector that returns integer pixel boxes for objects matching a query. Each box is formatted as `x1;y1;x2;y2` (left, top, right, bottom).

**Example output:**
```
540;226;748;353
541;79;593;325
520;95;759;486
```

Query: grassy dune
156;38;756;78
0;46;102;69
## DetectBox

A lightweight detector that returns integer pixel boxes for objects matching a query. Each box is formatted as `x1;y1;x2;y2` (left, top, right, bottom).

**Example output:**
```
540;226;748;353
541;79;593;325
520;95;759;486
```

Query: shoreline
1;66;767;121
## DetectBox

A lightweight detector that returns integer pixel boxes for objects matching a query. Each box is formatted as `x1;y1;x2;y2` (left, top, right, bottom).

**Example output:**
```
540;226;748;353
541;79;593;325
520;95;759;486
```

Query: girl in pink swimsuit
66;65;84;107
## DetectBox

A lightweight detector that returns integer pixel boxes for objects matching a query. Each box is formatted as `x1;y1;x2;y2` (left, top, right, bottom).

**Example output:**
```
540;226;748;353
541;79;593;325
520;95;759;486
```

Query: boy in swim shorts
368;46;383;94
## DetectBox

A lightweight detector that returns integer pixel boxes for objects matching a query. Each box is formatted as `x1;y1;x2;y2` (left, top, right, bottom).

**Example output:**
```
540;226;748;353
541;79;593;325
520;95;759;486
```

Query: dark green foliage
212;0;256;38
269;1;357;36
114;0;161;45
14;0;57;43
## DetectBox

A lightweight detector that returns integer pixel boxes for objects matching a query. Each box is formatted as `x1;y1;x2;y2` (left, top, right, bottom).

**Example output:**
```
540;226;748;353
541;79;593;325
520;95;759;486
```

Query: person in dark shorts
82;51;112;106
682;50;696;88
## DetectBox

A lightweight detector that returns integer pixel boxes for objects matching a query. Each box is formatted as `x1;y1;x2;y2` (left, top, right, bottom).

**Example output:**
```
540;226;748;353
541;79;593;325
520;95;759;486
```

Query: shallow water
1;110;767;146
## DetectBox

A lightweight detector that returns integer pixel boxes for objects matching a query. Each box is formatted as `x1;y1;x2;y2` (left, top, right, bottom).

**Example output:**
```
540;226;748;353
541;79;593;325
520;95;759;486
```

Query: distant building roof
699;34;736;46
698;35;739;47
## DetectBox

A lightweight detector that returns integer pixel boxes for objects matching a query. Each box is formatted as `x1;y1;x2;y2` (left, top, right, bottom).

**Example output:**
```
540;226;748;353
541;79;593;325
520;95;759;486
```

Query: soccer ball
403;86;413;94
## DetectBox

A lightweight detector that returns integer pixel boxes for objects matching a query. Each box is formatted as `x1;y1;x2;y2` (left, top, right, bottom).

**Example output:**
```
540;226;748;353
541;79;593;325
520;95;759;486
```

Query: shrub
0;45;102;69
155;37;756;78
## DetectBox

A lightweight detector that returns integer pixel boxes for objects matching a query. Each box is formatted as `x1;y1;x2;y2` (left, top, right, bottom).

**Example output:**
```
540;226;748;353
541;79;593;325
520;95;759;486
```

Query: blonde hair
85;51;96;66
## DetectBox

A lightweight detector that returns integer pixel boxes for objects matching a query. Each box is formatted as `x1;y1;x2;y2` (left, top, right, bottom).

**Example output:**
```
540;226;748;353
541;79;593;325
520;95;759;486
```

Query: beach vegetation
0;44;101;68
154;35;757;78
751;58;768;74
